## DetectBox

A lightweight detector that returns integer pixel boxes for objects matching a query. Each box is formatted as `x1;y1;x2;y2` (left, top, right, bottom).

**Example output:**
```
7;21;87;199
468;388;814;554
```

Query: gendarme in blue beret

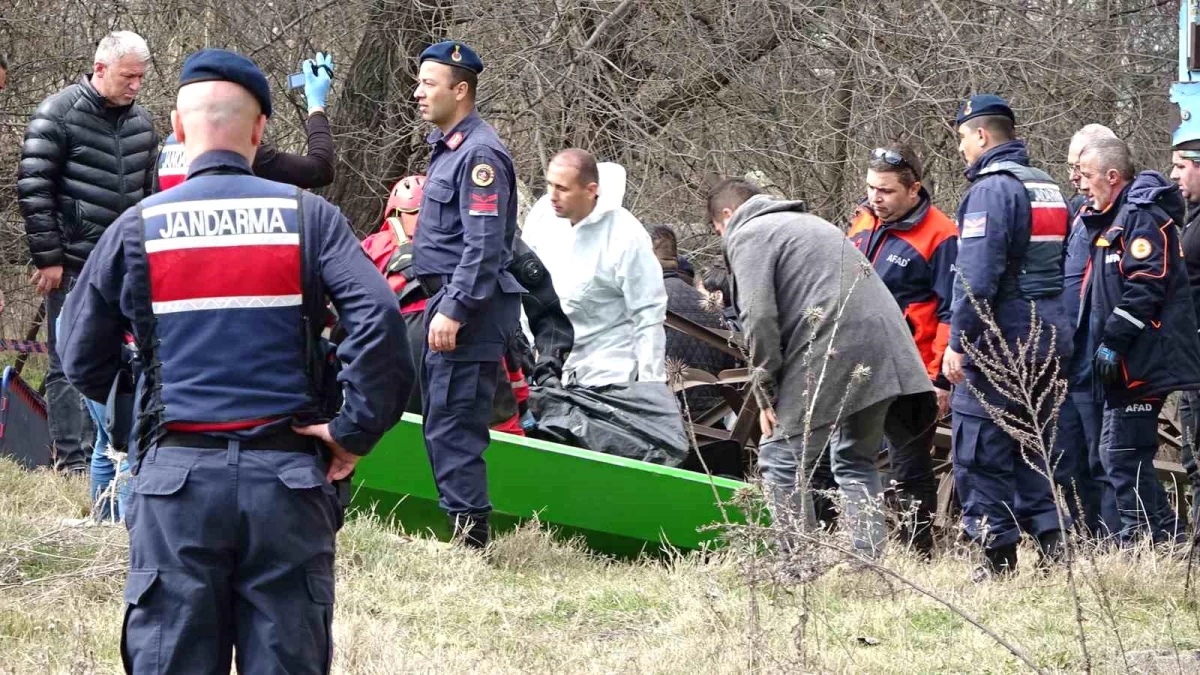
954;94;1014;128
179;48;273;118
419;41;484;75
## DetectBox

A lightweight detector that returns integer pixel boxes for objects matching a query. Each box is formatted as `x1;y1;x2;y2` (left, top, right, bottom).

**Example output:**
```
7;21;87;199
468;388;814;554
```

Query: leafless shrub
0;0;1180;341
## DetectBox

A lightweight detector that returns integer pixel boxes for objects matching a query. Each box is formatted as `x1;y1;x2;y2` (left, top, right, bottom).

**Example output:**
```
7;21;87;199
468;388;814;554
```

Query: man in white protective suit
521;148;668;388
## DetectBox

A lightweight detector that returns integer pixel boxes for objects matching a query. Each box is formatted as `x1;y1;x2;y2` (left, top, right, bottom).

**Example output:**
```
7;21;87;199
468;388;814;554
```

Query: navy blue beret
178;48;272;118
955;94;1014;127
419;41;484;75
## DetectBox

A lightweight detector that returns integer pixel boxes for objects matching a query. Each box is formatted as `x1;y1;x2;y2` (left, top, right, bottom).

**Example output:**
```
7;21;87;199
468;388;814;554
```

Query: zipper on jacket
115;115;126;208
866;222;890;262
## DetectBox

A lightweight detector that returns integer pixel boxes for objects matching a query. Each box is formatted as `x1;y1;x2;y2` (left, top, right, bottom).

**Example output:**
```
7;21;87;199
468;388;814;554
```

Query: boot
449;513;490;550
972;543;1017;583
900;518;935;561
1036;529;1066;568
894;492;936;560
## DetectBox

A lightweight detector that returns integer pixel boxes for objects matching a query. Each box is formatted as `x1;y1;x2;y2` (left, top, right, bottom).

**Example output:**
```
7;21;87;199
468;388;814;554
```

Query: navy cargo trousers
121;443;342;674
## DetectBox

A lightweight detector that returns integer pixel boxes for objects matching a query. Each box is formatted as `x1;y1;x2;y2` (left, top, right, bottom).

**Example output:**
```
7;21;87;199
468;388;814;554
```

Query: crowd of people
9;28;1200;673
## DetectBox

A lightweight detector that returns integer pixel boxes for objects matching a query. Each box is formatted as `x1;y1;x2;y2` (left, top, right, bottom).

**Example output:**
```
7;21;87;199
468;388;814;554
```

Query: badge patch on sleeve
469;190;498;216
961;212;987;239
1129;237;1152;260
471;164;495;187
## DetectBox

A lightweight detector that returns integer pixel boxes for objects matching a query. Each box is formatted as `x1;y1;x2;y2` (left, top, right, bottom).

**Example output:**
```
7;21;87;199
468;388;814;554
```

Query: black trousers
812;392;939;552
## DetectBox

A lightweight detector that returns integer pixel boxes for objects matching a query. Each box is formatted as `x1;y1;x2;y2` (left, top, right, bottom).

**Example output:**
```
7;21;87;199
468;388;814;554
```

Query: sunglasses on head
871;148;922;181
872;147;908;167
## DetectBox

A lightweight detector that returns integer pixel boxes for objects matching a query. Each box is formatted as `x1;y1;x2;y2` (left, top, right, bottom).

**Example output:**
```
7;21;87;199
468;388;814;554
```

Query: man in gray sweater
708;178;933;558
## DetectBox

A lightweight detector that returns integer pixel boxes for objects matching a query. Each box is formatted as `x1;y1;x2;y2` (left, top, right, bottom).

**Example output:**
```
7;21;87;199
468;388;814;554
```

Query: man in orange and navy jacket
847;142;957;557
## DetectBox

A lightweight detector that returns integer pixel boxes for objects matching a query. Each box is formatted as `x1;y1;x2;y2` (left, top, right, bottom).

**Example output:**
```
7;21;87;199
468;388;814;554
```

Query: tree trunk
326;0;447;234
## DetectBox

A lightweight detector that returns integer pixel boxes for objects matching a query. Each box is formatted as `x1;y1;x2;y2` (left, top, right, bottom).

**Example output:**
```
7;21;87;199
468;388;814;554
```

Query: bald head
171;80;267;164
549;148;599;187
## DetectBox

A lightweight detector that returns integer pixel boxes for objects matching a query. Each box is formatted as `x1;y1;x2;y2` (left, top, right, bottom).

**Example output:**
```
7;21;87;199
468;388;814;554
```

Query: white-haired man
1059;123;1121;538
18;31;159;473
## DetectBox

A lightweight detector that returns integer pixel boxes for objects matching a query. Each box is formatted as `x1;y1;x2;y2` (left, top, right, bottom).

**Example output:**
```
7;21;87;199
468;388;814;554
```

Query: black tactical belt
418;274;446;295
159;430;316;454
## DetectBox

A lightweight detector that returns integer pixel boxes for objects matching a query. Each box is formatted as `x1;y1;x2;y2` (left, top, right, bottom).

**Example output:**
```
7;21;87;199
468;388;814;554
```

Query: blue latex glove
303;51;333;110
1093;344;1122;386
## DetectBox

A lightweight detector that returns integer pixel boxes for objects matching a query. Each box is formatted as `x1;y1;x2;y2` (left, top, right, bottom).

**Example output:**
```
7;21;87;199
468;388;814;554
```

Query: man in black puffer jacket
17;31;159;473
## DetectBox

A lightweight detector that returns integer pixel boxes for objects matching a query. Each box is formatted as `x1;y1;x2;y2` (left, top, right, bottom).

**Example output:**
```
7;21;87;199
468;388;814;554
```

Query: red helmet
385;175;426;218
383;175;426;239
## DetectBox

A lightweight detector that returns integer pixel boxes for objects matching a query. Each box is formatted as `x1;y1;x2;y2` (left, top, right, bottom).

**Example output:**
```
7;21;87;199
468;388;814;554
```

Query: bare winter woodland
0;0;1181;338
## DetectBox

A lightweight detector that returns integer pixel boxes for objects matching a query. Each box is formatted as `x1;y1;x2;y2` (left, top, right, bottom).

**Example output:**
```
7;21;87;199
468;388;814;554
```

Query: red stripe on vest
158;173;186;191
1031;207;1068;237
166;417;281;432
149;245;301;302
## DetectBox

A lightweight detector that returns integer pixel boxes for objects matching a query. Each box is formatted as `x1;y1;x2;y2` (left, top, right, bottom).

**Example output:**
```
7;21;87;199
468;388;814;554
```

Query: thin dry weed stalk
954;282;1091;670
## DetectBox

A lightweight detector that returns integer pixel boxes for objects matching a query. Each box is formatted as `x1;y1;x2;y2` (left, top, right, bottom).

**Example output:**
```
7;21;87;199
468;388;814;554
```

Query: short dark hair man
649;224;732;416
708;178;933;559
1081;137;1200;545
944;95;1073;578
17;31;159;473
522;150;668;389
846;143;957;556
411;40;524;549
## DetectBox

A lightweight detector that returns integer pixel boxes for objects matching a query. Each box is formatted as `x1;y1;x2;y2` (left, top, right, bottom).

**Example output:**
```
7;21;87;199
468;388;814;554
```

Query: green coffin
350;414;751;557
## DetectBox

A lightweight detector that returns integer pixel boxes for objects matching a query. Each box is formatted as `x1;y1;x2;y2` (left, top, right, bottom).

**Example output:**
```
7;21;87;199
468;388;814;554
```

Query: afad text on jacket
1084;171;1200;406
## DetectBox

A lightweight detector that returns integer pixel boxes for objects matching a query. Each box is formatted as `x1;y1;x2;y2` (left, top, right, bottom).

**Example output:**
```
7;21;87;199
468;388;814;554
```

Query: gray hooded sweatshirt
723;195;932;438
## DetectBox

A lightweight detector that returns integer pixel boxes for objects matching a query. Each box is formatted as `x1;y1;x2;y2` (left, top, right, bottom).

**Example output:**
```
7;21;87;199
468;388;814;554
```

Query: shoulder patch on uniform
468;189;498;217
1129;237;1152;260
961;212;987;239
471;163;495;187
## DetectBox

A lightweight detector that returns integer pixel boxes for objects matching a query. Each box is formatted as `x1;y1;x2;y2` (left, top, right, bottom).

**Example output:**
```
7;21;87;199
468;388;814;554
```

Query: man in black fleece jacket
155;51;337;191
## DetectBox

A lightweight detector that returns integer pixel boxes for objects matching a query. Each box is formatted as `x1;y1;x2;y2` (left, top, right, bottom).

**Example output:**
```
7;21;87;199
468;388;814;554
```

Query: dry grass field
1;458;1199;674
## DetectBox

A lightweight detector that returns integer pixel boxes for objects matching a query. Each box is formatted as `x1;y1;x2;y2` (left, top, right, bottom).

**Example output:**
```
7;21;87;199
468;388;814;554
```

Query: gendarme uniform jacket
58;150;410;457
413;111;524;362
949;140;1072;416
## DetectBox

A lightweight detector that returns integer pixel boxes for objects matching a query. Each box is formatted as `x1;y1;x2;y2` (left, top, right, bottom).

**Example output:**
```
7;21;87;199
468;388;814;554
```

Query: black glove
1093;344;1122;386
536;374;563;389
532;355;564;388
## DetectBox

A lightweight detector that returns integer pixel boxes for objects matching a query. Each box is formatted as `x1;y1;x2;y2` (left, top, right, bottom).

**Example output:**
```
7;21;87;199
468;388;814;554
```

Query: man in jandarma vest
57;49;411;673
942;95;1073;580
